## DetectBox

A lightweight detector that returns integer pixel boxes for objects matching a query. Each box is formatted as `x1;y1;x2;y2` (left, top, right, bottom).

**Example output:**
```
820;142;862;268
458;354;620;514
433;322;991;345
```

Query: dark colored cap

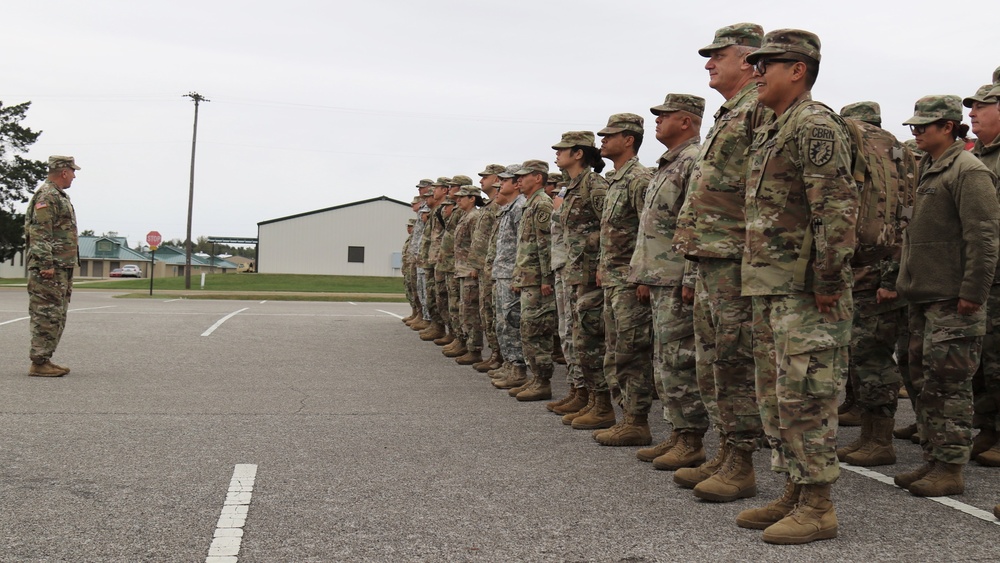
746;29;821;64
650;93;706;118
840;101;881;125
698;23;764;57
903;95;964;125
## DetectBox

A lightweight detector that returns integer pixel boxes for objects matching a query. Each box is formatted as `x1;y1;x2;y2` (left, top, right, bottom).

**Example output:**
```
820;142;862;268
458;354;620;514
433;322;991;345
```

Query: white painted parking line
0;316;29;326
377;309;404;319
348;301;357;306
206;464;257;562
69;305;116;312
164;298;183;303
259;300;267;304
201;308;249;337
841;463;1000;525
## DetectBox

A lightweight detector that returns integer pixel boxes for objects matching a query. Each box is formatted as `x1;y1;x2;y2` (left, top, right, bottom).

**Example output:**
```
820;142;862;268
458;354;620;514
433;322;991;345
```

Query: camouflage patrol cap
432;177;451;187
903;139;925;157
552;131;596;149
597;113;645;136
650;93;706;118
497;163;522;179
514;159;549;176
547;171;568;185
746;29;821;64
416;178;434;187
407;218;416;226
418;204;430;214
698;23;764;57
903;95;964;125
47;155;81;171
840;101;882;125
411;196;423;204
962;84;997;108
478;164;506;176
989;84;1000;100
455;185;482;197
449;175;473;186
993;65;1000;85
441;197;456;206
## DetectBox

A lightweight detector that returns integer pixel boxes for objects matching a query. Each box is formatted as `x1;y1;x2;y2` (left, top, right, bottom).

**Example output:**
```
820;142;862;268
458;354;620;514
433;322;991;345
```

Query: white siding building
257;196;412;277
0;250;27;278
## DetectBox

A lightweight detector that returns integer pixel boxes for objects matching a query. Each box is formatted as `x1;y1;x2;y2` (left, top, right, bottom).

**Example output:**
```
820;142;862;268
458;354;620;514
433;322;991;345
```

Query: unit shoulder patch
808;125;835;166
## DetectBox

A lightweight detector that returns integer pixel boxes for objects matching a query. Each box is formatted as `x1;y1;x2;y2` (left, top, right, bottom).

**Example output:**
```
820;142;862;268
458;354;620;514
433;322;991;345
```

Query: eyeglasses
909;122;943;135
753;58;800;76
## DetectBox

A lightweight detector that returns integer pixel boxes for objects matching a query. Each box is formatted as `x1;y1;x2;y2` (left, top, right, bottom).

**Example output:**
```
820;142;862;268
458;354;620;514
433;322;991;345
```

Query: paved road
0;289;997;562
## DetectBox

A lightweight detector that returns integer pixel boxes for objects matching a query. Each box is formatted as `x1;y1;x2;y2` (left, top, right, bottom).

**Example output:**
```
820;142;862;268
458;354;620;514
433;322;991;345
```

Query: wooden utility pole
183;91;209;290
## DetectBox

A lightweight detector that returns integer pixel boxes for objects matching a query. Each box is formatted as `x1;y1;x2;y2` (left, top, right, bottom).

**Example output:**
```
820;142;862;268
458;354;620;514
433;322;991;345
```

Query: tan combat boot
893;422;918;441
693;444;757;501
844;413;896;466
894;461;935;489
571;390;616;430
517;376;552;402
441;339;461;356
674;437;729;489
762;484;837;545
972;427;998;458
473;352;500;373
508;376;537;397
977;442;1000;466
411;318;430;331
48;361;71;374
445;343;467;358
836;410;872;461
637;431;680;463
434;332;455;346
493;364;528;390
402;306;418;323
653;431;706;470
736;476;801;530
553;388;589;415
488;363;510;380
455;350;482;365
908;461;965;497
546;387;578;412
28;361;68;377
839;403;863;426
994;504;999;519
562;390;596;425
596;413;651;446
419;322;445;341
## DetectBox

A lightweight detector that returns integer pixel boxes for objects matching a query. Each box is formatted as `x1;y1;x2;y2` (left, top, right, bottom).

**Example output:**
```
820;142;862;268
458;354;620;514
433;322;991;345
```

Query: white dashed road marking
201;308;249;337
206;464;257;562
377;309;404;319
164;298;182;303
841;463;1000;525
0;316;29;326
0;306;114;327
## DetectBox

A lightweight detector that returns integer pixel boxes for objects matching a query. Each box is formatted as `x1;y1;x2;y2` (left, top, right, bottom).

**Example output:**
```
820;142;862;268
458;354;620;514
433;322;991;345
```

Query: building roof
144;245;238;268
257;195;410;226
79;236;150;262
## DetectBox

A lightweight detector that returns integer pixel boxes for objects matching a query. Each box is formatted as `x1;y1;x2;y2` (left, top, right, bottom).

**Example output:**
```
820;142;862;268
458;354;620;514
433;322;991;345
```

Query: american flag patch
35;202;48;209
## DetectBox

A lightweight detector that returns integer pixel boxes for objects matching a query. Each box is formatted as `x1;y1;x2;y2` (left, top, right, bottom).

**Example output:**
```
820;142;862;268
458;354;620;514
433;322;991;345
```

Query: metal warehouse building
256;196;412;277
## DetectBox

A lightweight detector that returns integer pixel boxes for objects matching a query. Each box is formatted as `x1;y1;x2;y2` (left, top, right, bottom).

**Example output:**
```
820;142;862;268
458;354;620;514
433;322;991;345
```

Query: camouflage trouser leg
403;261;415;306
447;272;463;341
849;289;904;416
416;268;430;320
753;297;786;474
603;284;654;417
897;307;916;408
494;278;525;366
555;271;583;387
519;285;556;379
408;264;421;313
460;277;482;352
434;268;450;329
909;299;984;464
28;268;72;363
694;259;759;448
761;292;851;484
973;285;1000;432
650;285;706;431
573;283;606;391
479;269;499;354
424;267;440;323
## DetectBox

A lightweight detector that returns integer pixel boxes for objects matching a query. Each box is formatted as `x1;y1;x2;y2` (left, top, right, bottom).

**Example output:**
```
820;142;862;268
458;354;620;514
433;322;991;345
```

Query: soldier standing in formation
491;165;529;389
453;185;485;366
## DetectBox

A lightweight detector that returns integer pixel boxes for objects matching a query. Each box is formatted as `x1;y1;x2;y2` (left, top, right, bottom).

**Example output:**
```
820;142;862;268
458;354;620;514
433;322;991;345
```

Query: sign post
146;231;162;296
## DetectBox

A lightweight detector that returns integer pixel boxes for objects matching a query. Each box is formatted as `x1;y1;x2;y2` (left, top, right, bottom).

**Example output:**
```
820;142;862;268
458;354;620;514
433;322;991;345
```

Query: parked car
109;268;123;278
121;265;143;278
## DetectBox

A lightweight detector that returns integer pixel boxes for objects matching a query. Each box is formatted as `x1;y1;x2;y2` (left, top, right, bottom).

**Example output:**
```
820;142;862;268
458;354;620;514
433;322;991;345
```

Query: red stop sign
146;231;162;247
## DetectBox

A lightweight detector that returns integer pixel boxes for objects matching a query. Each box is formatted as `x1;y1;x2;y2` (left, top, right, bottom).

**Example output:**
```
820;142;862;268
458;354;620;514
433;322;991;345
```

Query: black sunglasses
753;58;800;76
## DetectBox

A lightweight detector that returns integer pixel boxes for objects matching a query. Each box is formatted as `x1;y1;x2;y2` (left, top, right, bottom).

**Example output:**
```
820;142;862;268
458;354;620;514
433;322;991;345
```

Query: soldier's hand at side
636;284;650;303
541;284;553;296
596;271;602;288
40;268;55;279
814;293;841;313
682;286;695;304
470;270;478;280
512;287;521;294
958;298;981;316
876;288;897;303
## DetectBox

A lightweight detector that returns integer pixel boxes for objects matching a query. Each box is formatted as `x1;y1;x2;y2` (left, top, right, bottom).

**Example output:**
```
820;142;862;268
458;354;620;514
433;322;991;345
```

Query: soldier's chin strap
791;224;813;293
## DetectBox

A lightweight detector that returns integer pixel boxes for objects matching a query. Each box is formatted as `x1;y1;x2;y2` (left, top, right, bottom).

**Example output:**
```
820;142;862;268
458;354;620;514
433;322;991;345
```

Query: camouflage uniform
630;135;706;432
559;169;608;391
440;203;465;342
493;194;527;367
600;156;654;415
25;177;79;364
897;126;1000;464
743;93;858;485
470;199;500;356
421;200;445;326
550;197;583;387
411;212;430;319
514;187;556;380
455;203;482;353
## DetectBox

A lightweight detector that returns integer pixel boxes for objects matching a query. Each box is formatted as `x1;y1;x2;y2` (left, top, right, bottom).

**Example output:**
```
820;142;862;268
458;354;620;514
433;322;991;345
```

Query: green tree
0;101;46;262
80;229;95;236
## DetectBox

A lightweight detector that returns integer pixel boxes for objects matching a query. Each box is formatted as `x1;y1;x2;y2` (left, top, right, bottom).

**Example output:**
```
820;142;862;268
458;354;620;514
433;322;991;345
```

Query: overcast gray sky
5;0;996;247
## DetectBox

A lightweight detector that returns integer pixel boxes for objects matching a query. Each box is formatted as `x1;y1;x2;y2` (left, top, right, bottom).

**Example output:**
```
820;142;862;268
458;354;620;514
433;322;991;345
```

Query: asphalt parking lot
0;288;997;562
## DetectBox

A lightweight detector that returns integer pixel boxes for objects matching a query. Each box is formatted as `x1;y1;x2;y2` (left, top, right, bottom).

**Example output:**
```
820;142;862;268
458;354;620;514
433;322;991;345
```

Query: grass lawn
0;278;26;285
80;273;404;293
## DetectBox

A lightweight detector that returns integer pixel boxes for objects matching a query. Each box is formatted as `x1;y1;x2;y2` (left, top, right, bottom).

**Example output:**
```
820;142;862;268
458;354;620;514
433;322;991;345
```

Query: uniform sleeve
799;114;858;296
25;192;56;270
956;169;1000;303
590;175;608;216
536;200;554;285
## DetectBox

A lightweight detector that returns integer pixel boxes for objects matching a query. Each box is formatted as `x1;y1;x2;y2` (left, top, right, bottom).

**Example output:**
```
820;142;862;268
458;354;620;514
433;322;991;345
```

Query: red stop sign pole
146;231;161;296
